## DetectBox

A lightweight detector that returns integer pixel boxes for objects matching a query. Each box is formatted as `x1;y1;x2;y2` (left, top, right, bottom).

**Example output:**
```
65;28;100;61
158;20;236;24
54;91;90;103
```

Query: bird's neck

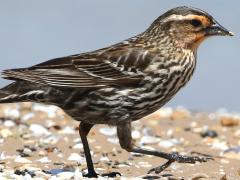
139;31;199;55
128;33;197;73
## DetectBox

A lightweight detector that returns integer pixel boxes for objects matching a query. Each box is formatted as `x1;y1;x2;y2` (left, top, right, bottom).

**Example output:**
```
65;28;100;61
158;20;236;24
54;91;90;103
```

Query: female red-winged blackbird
0;6;233;177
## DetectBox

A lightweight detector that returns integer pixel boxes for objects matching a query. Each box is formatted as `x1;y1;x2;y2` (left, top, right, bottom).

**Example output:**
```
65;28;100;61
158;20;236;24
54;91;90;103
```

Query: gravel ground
0;103;240;179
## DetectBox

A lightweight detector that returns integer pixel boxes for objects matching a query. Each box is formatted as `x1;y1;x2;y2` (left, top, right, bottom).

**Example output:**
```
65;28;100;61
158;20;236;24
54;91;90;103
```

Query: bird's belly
130;71;194;120
64;87;134;125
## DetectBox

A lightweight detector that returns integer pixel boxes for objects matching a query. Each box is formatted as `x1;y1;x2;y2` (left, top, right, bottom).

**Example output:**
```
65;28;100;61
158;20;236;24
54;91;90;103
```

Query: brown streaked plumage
0;6;233;177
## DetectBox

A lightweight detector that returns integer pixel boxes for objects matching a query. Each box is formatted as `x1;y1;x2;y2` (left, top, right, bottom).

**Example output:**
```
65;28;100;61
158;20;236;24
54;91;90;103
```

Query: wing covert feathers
1;47;151;88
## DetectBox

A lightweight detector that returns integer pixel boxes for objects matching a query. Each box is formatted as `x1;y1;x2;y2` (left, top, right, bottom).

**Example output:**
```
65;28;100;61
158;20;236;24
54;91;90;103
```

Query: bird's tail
0;81;45;104
0;83;16;103
0;81;68;106
0;89;9;101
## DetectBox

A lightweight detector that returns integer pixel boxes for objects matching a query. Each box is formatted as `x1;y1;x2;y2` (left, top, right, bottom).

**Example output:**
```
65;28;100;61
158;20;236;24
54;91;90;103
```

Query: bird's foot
148;152;213;174
83;170;98;178
83;171;121;178
102;171;121;177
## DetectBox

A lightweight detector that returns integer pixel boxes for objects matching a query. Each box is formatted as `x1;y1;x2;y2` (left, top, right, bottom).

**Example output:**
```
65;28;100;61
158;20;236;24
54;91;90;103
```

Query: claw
191;151;214;159
148;159;174;174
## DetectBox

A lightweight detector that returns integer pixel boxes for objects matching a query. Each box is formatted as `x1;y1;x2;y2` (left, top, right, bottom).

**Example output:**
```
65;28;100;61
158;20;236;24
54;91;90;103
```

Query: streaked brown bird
0;6;233;177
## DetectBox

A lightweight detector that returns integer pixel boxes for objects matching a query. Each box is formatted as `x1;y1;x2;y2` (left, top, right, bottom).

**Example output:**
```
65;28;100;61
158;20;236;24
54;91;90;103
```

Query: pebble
140;135;160;145
132;130;141;139
117;164;130;168
21;112;35;122
99;156;110;162
74;168;82;179
166;129;174;137
39;135;59;145
29;124;51;137
15;156;32;163
234;129;240;138
59;126;75;134
3;120;15;127
38;151;46;156
0;129;13;138
72;143;83;149
138;161;152;168
170;163;181;171
21;166;42;172
37;157;51;163
209;139;229;150
99;127;116;136
158;139;179;149
73;138;81;143
17;147;32;157
56;172;74;179
190;173;209;180
14;169;36;178
200;130;218;138
193;127;206;133
220;116;239;127
0;152;10;160
219;171;225;175
32;104;59;118
224;146;240;153
57;153;63;158
190;121;198;128
140;145;156;151
142;127;155;136
67;153;85;163
25;174;34;179
45;120;57;128
156;107;173;118
107;137;119;144
3;107;20;119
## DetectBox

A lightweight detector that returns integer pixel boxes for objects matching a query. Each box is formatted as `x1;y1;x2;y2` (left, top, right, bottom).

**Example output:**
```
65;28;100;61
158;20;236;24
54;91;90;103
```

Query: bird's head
145;6;233;51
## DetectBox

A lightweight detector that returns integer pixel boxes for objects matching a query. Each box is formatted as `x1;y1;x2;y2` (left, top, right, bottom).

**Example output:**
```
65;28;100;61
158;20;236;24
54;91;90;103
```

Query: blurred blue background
0;1;239;111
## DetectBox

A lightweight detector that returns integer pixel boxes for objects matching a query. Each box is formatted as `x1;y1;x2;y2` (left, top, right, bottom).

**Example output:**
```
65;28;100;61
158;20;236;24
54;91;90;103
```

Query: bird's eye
190;19;202;27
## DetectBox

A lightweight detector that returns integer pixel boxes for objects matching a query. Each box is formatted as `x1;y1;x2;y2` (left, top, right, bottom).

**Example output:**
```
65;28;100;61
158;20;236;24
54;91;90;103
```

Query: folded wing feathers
74;60;131;79
1;50;145;88
1;65;138;88
2;69;103;88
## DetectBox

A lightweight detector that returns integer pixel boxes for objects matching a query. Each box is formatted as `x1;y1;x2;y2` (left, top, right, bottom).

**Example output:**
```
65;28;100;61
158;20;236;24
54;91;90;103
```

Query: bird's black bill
205;21;234;36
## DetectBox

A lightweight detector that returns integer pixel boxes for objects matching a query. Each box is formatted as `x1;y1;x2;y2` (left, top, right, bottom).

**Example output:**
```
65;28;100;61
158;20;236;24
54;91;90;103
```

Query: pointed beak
205;20;234;36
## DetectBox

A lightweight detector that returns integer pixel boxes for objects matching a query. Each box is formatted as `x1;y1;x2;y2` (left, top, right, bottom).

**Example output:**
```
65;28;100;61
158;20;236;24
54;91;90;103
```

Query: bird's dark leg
79;122;98;178
117;122;212;174
79;122;121;178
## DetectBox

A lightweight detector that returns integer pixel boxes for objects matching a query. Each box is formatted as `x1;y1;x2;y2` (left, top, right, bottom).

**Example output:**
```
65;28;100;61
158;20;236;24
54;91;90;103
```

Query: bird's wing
2;48;152;88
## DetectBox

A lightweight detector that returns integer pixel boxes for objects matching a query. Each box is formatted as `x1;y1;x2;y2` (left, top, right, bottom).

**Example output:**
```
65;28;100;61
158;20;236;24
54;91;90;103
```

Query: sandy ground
0;103;240;179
